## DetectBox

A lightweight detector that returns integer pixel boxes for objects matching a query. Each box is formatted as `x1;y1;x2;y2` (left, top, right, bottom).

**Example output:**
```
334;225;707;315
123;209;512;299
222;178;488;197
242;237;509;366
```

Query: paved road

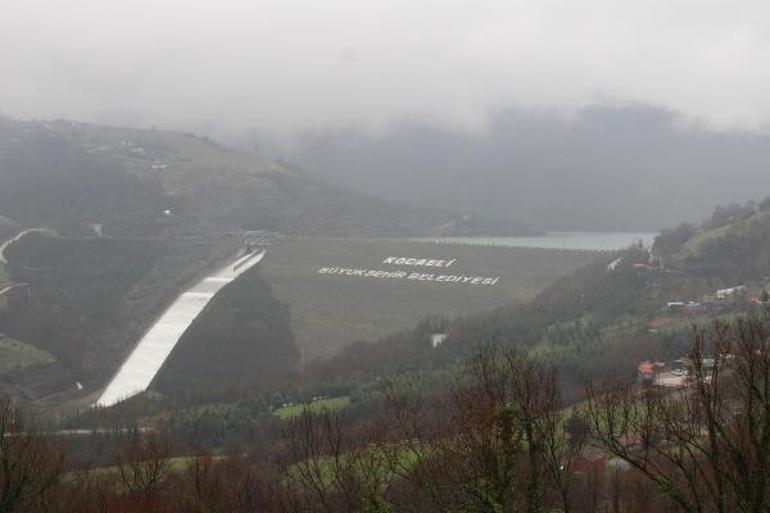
0;228;51;265
96;249;266;407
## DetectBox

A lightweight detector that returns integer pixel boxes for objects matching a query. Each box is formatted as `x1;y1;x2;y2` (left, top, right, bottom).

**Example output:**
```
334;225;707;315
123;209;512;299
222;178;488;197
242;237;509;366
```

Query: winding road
0;228;51;265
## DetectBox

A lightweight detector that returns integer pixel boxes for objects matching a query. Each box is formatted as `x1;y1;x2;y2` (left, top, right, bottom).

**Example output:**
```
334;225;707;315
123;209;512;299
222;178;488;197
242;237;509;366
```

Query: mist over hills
4;1;770;509
0;117;488;237
274;105;770;231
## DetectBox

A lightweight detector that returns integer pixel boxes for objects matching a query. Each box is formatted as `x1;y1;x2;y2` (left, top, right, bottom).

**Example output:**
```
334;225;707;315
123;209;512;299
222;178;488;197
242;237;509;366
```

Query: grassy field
273;396;351;420
677;211;770;260
67;455;216;483
260;237;601;360
649;312;743;334
0;335;55;371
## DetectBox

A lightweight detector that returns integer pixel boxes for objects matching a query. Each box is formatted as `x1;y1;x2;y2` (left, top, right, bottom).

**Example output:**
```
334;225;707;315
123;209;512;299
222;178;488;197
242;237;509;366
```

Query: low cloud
2;0;769;137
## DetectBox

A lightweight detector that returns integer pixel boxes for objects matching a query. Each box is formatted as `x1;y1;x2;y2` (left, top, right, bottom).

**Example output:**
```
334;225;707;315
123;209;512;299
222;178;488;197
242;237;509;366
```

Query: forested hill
653;199;770;283
0;117;500;237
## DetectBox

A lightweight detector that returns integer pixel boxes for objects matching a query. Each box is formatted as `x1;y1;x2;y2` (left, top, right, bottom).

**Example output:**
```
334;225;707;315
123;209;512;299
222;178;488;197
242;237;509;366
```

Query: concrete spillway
96;249;266;407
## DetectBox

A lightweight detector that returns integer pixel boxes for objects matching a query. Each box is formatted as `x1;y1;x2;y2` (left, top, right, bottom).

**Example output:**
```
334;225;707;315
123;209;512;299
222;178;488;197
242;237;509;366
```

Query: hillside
0;116;525;408
280;105;770;231
0;231;240;405
0;117;491;237
656;201;770;283
151;267;300;402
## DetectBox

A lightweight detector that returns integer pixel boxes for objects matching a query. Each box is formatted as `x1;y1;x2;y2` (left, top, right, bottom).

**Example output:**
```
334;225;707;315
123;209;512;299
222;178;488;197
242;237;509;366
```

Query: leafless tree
115;433;170;501
586;317;770;513
378;347;582;513
171;449;274;513
53;468;111;513
0;396;65;513
277;408;389;513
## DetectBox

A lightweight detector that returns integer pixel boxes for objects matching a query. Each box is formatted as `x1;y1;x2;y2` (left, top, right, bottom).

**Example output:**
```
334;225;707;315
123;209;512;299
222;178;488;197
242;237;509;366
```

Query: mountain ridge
0;116;531;237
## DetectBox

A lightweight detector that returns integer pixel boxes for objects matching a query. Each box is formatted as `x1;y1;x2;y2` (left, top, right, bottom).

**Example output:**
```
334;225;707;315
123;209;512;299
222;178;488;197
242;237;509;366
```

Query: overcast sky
2;0;769;138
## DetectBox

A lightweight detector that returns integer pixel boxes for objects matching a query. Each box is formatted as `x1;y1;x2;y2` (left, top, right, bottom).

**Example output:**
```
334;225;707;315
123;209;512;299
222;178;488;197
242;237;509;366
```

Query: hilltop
0;117;509;237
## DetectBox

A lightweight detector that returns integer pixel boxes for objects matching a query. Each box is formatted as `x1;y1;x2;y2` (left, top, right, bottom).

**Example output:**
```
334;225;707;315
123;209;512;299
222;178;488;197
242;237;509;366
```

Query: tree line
4;314;770;512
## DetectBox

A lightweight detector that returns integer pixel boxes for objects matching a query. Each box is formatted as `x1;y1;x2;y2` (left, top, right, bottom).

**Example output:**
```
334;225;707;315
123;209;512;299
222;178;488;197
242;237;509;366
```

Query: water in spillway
96;249;266;407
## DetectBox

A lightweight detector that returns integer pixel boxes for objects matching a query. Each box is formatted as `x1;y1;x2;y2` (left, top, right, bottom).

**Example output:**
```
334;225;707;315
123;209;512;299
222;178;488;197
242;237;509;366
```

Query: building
638;361;666;385
430;333;448;348
716;286;746;300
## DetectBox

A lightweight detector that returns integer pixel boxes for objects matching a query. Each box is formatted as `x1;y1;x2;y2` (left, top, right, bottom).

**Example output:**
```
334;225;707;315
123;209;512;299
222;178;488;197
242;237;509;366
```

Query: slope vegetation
0;118;483;237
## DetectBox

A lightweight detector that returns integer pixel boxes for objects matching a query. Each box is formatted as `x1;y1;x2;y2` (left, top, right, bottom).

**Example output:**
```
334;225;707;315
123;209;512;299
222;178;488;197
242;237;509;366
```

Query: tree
278;409;390;513
586;317;770;513
380;347;583;513
653;223;697;258
171;449;274;513
0;396;65;513
115;434;170;503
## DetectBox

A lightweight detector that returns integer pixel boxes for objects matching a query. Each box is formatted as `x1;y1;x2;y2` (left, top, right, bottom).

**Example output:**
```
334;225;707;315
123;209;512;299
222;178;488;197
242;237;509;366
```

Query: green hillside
0;118;504;237
657;201;770;283
0;230;240;405
0;335;55;372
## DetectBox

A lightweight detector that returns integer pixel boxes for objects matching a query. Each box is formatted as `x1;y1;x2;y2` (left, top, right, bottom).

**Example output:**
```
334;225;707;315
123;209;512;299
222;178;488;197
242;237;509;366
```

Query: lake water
417;232;658;251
